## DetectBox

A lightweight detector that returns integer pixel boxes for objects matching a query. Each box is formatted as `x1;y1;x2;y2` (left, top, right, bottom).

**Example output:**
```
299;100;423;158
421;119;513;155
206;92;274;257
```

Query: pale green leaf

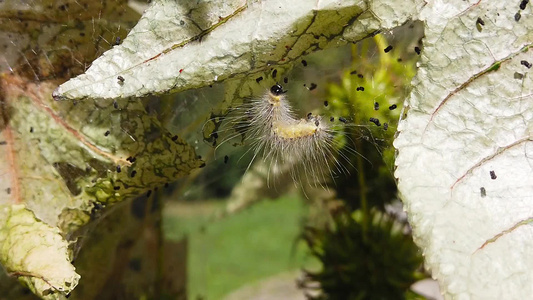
0;205;79;299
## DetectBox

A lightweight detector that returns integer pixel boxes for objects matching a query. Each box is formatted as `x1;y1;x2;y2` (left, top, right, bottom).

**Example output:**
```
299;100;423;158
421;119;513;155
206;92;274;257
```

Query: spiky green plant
302;209;425;300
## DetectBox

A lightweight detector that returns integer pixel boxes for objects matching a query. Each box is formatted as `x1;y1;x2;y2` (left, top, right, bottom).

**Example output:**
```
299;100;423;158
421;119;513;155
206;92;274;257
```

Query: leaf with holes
0;1;201;298
394;1;533;299
0;75;201;298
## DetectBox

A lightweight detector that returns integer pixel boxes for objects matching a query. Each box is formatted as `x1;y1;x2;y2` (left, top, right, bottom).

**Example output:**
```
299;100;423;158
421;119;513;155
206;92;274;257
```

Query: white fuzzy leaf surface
394;1;533;299
53;0;422;100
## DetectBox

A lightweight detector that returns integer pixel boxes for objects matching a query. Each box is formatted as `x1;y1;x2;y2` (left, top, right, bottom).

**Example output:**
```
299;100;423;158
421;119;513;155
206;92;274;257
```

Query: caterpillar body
210;84;359;188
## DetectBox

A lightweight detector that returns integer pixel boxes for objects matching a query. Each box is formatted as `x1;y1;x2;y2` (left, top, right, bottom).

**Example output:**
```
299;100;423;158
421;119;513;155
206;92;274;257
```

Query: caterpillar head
270;84;284;95
266;84;288;107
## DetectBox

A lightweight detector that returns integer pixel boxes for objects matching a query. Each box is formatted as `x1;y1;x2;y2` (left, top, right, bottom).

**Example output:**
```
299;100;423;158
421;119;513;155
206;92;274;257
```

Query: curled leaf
0;205;80;299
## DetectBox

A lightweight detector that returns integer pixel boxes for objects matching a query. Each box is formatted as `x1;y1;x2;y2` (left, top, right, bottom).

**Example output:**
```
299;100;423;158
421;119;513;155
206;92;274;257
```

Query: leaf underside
394;1;533;299
53;0;422;100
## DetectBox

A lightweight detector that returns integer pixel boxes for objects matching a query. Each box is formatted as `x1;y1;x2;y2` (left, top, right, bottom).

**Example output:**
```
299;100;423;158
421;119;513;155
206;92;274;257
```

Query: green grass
163;196;315;300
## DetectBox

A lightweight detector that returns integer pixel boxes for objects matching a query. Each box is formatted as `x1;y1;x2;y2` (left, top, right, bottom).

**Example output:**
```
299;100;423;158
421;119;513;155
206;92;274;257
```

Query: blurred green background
163;195;316;300
157;21;430;300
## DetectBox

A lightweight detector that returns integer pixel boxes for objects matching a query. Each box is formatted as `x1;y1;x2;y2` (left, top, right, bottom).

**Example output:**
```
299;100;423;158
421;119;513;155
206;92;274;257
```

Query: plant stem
350;44;370;238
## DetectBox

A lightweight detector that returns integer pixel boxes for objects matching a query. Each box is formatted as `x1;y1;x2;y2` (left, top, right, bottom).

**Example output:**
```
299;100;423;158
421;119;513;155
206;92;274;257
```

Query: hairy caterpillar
207;83;364;188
